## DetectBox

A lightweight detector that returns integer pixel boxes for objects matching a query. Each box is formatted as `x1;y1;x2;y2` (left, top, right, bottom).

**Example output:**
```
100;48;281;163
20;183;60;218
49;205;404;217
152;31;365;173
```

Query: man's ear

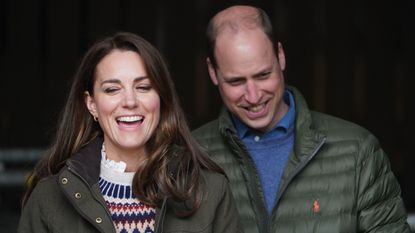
207;57;219;85
277;42;286;71
84;91;97;118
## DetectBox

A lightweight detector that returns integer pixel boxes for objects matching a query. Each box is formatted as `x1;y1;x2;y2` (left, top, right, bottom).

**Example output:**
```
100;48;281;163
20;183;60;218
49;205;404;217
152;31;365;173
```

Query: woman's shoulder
31;174;60;194
22;173;63;214
25;175;63;210
27;165;73;204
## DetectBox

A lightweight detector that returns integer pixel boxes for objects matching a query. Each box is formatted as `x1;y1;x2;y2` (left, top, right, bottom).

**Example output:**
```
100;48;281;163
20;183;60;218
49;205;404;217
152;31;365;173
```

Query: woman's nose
121;89;138;108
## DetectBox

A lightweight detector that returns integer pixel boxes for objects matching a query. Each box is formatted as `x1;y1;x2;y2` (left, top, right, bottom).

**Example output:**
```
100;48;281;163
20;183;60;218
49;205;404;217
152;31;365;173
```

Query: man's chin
244;119;271;132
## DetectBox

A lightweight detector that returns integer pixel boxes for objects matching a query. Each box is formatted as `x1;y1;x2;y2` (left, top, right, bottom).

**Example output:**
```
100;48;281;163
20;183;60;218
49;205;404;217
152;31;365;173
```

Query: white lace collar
100;143;127;173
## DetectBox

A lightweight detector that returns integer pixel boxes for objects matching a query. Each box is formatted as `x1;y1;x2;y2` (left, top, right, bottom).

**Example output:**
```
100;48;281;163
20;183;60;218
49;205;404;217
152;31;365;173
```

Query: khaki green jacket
18;138;240;233
192;86;410;233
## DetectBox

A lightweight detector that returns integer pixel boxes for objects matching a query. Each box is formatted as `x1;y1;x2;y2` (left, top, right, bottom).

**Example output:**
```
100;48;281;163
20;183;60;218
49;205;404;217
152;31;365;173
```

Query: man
192;5;410;233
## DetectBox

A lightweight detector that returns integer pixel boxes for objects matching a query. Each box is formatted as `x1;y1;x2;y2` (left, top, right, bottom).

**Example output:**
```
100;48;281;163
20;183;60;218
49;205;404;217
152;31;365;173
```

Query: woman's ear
84;91;97;118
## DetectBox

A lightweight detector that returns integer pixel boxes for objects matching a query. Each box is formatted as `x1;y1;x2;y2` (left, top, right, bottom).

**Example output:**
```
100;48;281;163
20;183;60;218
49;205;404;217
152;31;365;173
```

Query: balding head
210;6;261;36
207;5;275;69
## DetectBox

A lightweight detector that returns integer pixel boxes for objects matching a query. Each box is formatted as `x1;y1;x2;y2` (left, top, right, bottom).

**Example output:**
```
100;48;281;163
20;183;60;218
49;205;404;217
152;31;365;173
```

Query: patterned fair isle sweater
99;145;156;233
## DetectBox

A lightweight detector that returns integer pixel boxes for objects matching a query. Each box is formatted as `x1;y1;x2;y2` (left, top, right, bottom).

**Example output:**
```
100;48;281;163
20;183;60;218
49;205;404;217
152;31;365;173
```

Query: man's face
208;29;287;132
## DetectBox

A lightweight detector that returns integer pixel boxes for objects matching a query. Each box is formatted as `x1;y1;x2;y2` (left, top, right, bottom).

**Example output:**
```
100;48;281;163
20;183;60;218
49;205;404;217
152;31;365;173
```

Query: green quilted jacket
192;86;410;233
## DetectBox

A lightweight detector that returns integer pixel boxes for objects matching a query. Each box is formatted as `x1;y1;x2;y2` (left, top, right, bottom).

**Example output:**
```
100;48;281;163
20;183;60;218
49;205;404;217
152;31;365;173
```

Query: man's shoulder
192;119;229;151
192;119;221;139
310;110;373;142
201;170;227;188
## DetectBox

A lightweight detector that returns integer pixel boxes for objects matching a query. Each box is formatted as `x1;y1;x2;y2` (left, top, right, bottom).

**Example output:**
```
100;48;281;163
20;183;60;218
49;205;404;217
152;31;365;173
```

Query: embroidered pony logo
313;199;320;214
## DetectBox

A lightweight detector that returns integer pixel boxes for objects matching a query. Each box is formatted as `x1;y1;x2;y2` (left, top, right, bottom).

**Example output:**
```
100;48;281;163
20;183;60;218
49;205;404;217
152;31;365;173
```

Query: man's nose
245;81;261;104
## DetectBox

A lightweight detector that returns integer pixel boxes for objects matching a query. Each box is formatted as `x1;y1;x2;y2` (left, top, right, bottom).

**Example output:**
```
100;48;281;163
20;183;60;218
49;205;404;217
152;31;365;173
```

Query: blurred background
1;0;414;231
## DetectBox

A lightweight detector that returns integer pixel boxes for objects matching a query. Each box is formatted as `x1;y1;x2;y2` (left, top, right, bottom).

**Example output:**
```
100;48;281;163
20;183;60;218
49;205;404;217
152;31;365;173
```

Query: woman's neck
102;142;147;172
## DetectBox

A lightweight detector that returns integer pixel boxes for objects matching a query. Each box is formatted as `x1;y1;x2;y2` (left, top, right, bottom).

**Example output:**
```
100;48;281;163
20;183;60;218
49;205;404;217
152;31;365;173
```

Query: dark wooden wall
1;0;414;227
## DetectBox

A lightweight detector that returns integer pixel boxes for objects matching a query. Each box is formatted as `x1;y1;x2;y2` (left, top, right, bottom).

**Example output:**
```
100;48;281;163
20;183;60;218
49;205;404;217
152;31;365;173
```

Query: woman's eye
136;85;151;92
104;87;119;93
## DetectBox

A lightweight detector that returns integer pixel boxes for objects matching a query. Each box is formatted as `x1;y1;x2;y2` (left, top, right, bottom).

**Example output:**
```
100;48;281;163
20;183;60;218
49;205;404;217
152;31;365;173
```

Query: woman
18;32;239;233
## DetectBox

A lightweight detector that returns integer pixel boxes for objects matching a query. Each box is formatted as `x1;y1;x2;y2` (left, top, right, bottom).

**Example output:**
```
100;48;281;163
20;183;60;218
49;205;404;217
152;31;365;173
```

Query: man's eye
259;72;271;78
227;79;244;86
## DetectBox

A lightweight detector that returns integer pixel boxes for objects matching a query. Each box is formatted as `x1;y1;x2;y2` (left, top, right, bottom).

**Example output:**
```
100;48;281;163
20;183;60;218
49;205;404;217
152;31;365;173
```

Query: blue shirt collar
231;89;296;139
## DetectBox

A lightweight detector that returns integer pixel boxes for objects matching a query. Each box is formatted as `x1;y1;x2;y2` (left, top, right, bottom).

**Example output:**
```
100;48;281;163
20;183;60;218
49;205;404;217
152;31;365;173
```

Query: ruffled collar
100;143;127;173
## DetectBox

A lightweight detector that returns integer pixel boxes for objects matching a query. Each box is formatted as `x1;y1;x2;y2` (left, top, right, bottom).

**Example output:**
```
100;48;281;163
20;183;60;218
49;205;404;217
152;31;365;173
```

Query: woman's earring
93;116;98;122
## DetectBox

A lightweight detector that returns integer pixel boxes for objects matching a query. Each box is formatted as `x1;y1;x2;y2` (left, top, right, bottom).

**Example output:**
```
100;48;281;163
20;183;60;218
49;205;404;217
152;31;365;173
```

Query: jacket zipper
226;130;269;233
269;136;327;232
66;164;114;233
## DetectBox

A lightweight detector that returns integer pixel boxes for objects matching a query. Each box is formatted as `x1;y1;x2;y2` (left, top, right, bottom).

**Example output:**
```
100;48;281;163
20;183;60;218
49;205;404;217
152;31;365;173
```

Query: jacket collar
287;86;326;161
218;106;236;134
66;136;103;186
65;136;187;203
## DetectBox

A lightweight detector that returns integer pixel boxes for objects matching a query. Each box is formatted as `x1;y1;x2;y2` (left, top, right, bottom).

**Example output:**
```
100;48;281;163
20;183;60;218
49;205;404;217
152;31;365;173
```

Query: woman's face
85;49;160;158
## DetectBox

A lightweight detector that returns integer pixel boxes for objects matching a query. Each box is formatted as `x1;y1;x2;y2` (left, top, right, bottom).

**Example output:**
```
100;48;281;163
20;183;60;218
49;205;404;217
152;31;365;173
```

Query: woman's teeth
117;116;143;122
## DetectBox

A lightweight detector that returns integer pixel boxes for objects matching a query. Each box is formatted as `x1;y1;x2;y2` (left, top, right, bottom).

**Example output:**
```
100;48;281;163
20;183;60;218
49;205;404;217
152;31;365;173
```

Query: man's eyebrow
222;75;245;82
221;68;273;81
252;64;275;78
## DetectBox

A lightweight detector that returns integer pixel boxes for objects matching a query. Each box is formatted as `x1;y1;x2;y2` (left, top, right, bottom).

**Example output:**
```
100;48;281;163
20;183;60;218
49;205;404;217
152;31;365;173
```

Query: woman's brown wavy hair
22;32;224;216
